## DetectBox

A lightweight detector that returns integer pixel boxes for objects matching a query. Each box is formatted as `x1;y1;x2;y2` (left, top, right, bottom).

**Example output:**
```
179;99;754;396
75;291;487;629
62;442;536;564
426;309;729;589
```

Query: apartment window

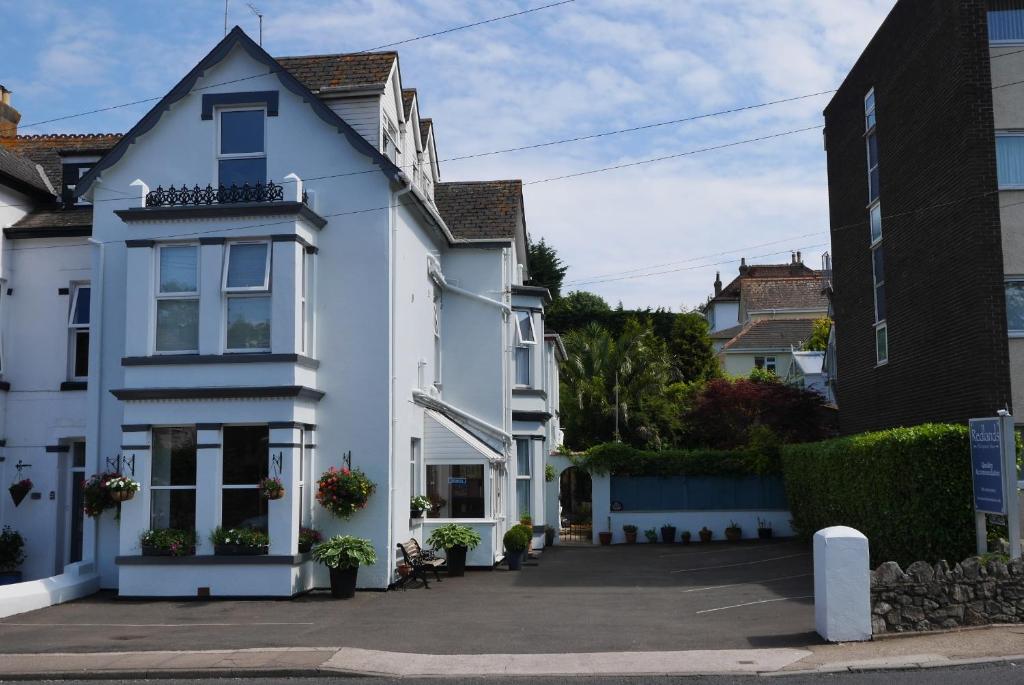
150;427;197;531
1006;280;1024;333
300;250;310;354
410;438;421;498
68;284;90;379
869;202;882;245
514;310;534;387
426;464;485;518
515;438;531;519
866;88;888;365
754;356;777;374
223;241;271;351
218;108;266;187
989;1;1024;43
383;121;400;163
996;133;1024;188
872;247;886;323
222;425;269;530
156;244;200;353
875;323;889;365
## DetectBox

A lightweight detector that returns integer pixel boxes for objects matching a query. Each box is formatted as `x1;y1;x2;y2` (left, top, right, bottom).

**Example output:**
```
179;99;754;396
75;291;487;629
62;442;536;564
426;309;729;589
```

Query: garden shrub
575;442;769;477
781;423;980;566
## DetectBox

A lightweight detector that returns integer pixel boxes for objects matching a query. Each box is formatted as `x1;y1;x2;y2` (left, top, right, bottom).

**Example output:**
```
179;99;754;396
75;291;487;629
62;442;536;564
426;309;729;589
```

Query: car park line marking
659;541;806;559
669;552;809;573
0;622;315;628
679;573;812;592
695;595;814;614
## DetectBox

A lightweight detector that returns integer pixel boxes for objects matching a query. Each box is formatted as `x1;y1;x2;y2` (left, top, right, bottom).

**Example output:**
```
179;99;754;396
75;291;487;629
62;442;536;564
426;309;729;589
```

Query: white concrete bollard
814;526;871;642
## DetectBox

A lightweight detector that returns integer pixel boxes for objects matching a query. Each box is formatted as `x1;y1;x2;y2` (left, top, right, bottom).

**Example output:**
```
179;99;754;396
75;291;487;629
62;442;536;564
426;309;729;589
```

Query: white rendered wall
814;526;871;642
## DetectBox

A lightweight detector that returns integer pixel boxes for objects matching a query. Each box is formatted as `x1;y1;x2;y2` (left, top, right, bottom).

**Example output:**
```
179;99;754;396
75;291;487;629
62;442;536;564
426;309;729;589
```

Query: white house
0;27;561;598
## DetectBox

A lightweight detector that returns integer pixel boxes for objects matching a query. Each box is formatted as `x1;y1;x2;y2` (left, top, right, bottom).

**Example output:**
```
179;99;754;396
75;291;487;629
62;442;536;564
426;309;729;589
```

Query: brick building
824;0;1024;434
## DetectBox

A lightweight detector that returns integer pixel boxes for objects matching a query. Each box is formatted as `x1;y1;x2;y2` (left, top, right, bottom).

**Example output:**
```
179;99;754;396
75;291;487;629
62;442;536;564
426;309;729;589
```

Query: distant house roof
710;260;819;304
710;323;743;340
721;318;816;352
5;206;92;238
2;133;121;191
0;146;54;199
741;277;828;313
434;180;523;241
275;52;397;92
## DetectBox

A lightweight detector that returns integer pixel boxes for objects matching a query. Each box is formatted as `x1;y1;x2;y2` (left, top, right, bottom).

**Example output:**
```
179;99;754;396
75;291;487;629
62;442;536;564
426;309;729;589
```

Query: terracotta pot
599;532;612;546
397;563;412;578
110;489;135;503
681;533;692;545
725;528;742;542
699;530;713;543
624;531;637;544
758;528;773;539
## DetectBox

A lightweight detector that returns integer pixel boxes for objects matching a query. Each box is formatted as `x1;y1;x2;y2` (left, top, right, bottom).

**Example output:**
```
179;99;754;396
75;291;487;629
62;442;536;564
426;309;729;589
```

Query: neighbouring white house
0;26;562;599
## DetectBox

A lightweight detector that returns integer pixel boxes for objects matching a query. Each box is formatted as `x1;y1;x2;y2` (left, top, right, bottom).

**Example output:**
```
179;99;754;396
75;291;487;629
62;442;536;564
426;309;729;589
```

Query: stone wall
871;557;1024;634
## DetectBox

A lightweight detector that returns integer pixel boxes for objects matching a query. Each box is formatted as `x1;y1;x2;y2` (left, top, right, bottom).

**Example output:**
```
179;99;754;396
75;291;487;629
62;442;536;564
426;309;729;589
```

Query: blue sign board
970;418;1005;514
448;477;467;486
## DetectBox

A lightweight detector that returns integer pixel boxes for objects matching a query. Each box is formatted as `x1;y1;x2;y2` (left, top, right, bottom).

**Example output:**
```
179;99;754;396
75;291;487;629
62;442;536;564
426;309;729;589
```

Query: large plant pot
445;545;468;577
0;571;23;586
624;531;637;544
329;566;358;599
506;550;523;570
725;528;742;543
545;528;555;546
661;526;676;544
681;533;692;545
110;489;135;503
758;528;773;540
298;542;313;554
699;530;713;543
214;544;268;556
599;532;612;546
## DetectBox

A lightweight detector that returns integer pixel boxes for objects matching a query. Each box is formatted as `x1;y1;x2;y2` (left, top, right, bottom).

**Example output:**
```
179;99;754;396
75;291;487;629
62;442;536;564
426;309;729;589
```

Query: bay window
68;284;90;379
218;108;266;187
222;425;269;530
514;310;535;387
426;463;485;518
223;241;271;351
515;438;531;519
150;427;197;531
156;244;199;353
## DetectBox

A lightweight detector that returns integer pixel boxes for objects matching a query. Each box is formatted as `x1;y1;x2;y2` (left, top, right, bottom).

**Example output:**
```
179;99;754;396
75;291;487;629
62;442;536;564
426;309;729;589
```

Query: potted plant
83;471;121;518
725;521;742;542
210;527;269;555
503;525;531;570
757;518;773;540
644;528;658;543
660;524;676;544
427;523;481;577
8;479;32;507
139;529;196;556
316;466;376;519
259;476;285;501
544;525;555;547
599;531;612;545
681;530;692;545
311;535;377;599
410;495;431;518
699;526;713;543
0;527;25;585
623;524;638;544
299;527;322;553
105;475;141;503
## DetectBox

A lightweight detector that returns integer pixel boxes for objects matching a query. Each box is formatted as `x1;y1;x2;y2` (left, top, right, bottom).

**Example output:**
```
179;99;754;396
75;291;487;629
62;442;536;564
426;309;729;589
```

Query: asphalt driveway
0;538;816;654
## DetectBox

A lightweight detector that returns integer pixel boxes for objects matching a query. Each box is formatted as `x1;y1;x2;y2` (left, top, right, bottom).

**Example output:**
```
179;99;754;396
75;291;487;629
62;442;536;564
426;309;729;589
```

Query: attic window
218;108;266;187
62;161;96;207
383;120;400;163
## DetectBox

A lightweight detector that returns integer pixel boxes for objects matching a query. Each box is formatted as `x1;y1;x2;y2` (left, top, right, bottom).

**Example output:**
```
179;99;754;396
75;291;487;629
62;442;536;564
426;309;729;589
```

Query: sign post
969;413;1021;559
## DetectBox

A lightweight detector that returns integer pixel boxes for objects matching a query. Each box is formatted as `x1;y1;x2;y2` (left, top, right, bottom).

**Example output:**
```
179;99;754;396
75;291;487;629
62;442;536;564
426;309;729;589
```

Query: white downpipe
412;389;512;447
84;237;105;570
428;259;510;313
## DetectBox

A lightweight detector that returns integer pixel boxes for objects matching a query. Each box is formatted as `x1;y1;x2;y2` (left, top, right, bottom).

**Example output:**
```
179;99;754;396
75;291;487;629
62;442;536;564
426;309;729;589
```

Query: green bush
311;535;377;570
427;523;482;551
781;423;984;566
503;526;530;553
574;441;770;477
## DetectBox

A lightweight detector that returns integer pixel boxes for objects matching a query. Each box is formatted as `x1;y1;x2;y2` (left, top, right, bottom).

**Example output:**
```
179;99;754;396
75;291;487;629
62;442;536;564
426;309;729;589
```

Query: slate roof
5;206;92;237
721;319;817;352
433;181;523;241
0;146;53;198
419;117;432;142
2;134;121;191
740;277;829;313
710;323;743;340
275;52;397;92
402;88;416;118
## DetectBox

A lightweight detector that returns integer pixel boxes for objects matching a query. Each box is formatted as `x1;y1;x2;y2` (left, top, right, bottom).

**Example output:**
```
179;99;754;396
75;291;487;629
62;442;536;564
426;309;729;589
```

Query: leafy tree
669;311;719;382
526;237;568;299
803;317;832;352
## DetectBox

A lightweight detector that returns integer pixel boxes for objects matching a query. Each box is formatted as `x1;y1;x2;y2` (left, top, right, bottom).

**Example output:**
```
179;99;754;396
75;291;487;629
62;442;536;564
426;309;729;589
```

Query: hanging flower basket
317;466;376;519
8;479;32;507
105;475;140;503
83;472;120;518
259;476;285;501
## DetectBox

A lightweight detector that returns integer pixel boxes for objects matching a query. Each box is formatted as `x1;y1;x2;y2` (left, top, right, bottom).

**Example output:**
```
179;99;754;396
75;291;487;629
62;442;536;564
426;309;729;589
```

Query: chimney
796;250;802;264
0;85;19;139
738;257;749;275
714;271;722;296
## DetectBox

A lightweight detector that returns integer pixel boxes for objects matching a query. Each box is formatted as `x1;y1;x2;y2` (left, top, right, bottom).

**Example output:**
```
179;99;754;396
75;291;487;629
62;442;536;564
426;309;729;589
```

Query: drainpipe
427;258;510;313
84;236;105;571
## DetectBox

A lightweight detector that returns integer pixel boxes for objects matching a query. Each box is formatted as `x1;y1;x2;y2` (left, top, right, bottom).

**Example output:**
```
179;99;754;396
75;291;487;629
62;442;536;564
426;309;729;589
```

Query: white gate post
814;526;871;642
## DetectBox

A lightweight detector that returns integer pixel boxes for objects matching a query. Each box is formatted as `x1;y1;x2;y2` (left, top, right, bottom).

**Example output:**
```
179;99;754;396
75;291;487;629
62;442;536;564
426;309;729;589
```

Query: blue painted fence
610;475;787;511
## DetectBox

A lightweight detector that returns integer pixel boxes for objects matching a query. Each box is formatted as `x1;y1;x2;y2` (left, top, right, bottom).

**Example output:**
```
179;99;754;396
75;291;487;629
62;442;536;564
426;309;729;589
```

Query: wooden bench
396;538;443;589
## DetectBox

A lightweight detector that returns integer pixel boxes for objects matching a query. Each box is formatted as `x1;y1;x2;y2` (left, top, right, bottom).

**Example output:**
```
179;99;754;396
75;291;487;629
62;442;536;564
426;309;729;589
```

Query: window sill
122;353;319;369
512;387;547;399
60;381;87;391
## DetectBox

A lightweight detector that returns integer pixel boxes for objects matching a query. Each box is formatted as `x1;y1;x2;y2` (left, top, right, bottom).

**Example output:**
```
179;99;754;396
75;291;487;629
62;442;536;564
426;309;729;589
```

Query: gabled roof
76;26;401;198
711;261;819;303
434;180;523;241
0;146;54;199
720;318;816;352
419;117;433;141
709;323;743;340
741;277;828;313
275;52;397;92
401;88;416;118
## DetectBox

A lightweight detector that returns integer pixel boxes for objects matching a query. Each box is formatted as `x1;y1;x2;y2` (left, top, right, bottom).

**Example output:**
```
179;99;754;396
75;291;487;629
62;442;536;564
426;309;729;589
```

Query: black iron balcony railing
144;181;307;208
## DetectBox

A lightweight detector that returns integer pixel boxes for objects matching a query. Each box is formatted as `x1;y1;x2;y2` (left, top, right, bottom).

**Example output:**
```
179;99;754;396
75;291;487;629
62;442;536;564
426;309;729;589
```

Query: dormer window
218;108;266;187
61;159;98;207
383;120;400;163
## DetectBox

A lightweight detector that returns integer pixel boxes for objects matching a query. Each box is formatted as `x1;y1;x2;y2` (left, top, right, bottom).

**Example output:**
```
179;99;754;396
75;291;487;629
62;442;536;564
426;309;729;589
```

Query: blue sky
0;0;896;309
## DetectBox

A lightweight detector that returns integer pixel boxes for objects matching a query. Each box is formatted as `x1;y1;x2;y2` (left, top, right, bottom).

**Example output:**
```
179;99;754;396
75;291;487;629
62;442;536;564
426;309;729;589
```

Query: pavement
1;542;1023;679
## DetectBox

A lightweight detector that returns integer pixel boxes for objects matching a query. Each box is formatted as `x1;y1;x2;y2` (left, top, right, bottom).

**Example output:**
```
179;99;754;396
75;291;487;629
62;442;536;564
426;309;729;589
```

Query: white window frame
220;424;268;527
68;283;90;380
433;285;442;387
515;310;537;345
150;426;198;530
300;250;309;354
224;294;272;353
382;120;400;163
222;241;272;292
155;243;200;354
875;322;889;366
424;461;490;521
1006;278;1024;337
996;132;1024;190
515;437;532;519
869;201;882;246
216;106;267;187
989;4;1024;45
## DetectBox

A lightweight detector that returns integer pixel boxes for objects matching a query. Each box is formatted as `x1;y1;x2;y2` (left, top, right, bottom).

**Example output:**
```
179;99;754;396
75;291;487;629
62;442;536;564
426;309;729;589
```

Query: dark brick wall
824;0;1011;435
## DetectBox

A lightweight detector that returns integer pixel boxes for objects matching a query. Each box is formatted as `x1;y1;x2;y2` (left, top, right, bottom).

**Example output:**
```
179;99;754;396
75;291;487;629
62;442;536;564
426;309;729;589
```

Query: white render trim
412;390;511;449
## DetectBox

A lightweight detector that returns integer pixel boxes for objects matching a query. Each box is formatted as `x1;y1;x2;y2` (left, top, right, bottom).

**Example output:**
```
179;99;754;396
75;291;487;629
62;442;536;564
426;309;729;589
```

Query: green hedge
781;423;975;566
574;442;771;477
